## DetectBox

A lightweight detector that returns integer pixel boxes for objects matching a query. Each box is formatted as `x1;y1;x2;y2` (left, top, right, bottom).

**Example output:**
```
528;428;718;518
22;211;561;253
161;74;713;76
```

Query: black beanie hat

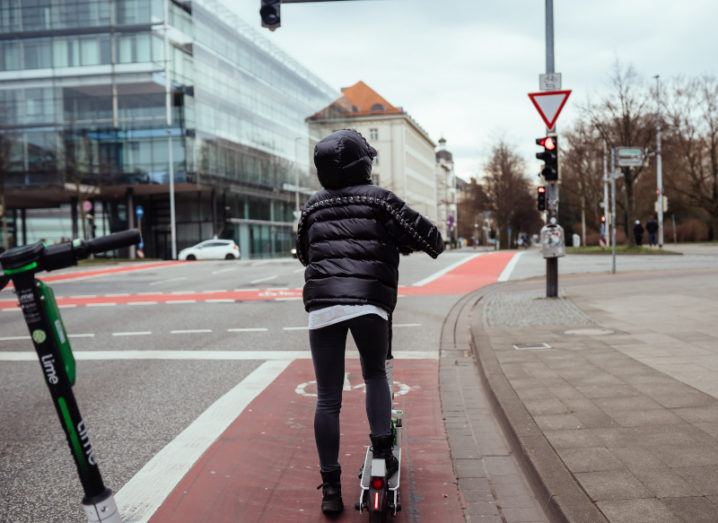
313;129;377;189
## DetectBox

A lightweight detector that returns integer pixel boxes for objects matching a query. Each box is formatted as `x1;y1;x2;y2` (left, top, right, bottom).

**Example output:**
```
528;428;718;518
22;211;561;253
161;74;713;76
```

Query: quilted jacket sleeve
383;192;445;258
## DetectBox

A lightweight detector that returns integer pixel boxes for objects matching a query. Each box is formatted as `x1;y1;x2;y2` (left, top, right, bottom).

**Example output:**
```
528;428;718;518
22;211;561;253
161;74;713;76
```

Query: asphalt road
0;251;479;522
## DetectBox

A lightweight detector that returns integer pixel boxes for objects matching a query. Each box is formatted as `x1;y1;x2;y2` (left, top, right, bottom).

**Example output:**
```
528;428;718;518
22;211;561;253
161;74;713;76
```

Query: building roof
307;80;402;120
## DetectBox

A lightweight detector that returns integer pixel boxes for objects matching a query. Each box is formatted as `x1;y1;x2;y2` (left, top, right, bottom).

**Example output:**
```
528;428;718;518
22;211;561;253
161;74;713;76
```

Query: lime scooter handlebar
43;229;142;272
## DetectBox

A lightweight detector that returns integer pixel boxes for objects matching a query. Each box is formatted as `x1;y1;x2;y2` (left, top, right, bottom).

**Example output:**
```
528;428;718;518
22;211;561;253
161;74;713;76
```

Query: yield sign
528;90;572;130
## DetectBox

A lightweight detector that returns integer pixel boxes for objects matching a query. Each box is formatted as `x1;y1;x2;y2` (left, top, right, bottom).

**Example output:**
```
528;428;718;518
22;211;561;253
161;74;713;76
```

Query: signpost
528;90;572;131
539;72;562;91
616;147;644;167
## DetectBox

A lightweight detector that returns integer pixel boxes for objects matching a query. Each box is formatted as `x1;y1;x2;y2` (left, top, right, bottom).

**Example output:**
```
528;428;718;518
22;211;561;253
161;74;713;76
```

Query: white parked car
178;239;240;261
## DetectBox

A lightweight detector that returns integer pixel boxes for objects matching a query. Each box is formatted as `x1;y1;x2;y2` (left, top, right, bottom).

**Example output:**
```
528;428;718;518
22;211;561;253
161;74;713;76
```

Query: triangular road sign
528;90;572;130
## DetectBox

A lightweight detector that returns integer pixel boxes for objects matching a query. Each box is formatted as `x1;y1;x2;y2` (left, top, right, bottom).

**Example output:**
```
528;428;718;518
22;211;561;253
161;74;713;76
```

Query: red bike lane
145;252;519;522
151;358;462;523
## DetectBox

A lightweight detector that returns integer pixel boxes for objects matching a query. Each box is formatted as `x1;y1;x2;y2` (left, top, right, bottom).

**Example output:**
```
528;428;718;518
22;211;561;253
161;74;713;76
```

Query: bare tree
587;62;656;244
664;76;718;238
561;122;605;244
483;140;538;248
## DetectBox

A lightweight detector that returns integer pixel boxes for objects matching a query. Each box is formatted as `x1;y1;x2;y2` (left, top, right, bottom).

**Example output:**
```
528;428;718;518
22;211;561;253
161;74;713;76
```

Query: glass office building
0;0;336;258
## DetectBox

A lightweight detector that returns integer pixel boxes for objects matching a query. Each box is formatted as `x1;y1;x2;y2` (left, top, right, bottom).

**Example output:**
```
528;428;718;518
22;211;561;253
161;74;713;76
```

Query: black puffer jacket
297;130;444;313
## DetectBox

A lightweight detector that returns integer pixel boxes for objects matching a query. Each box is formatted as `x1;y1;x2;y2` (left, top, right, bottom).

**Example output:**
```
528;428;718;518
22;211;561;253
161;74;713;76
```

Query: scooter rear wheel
369;510;387;523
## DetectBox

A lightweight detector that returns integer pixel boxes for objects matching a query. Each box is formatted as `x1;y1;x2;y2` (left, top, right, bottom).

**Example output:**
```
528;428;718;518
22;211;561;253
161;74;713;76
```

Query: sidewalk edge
468;285;608;523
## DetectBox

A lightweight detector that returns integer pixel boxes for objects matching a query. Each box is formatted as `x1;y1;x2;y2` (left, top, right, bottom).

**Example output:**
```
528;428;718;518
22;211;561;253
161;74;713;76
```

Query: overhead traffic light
536;135;559;181
260;0;281;31
537;186;546;212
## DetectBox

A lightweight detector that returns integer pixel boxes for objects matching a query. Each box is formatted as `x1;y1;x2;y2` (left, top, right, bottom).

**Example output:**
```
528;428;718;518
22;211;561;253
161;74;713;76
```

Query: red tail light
371;477;384;490
373;491;380;510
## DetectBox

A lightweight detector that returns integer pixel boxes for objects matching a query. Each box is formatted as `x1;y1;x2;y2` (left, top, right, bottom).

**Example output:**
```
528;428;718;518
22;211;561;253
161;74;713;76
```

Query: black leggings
309;314;391;473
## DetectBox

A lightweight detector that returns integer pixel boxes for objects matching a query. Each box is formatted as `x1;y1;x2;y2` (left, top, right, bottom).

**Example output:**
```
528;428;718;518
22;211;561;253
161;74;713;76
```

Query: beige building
307;81;438;223
435;138;458;244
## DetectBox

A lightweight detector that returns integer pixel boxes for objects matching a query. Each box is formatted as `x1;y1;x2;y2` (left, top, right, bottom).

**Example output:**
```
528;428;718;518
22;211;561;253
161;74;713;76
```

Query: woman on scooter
296;129;444;515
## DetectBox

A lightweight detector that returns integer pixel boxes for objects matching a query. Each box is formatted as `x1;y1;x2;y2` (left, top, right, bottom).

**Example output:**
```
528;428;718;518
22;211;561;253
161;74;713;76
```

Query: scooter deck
360;446;401;490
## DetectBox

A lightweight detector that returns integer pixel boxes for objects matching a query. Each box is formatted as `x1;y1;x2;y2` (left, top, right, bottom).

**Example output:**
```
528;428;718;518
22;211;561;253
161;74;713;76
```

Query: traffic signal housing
536;135;559;181
537;186;547;212
260;0;281;31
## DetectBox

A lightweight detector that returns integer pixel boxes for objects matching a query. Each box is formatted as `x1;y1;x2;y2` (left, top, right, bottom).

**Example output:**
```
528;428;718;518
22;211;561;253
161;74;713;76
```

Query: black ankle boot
317;468;344;515
370;434;399;479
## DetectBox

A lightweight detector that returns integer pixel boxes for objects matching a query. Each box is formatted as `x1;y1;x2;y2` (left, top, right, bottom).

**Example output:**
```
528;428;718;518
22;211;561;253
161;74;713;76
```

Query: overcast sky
224;0;718;180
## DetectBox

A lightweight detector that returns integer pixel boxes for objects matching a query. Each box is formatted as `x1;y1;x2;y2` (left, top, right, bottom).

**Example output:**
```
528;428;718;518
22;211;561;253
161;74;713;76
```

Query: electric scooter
0;230;141;523
355;330;403;521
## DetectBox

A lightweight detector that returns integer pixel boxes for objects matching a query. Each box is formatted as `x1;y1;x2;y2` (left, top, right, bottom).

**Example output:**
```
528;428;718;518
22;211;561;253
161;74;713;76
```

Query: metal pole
655;75;664;248
544;0;558;297
164;0;177;260
603;142;609;246
611;148;617;274
545;0;555;73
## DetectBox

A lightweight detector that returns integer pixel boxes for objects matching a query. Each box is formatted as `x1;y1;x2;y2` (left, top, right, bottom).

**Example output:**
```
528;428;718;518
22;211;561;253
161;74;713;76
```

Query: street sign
539;73;562;91
616;147;644;167
654;196;668;213
135;205;144;220
528;90;572;130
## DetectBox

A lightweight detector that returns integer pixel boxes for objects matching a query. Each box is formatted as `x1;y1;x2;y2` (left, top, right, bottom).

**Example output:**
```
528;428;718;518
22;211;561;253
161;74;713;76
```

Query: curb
467;285;608;523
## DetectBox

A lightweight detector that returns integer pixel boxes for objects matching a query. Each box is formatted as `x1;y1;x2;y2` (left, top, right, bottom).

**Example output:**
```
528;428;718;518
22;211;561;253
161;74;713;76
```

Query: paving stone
596;498;676;522
661;496;718;522
673;406;718;423
543;429;604;449
630;467;696;498
575;470;651;501
533;414;583;431
611;447;666;471
606;409;685;427
523;398;569;416
465;500;500;516
673;466;718;495
556;447;624;473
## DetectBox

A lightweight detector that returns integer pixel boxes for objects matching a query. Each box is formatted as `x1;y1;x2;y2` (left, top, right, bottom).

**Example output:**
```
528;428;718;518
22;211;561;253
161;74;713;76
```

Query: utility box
541;224;565;258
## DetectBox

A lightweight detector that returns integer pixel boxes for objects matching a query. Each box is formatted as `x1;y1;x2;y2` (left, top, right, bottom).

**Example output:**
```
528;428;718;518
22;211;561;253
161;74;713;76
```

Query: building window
371;173;380;186
370;103;385;112
369;128;378;141
373;153;379;166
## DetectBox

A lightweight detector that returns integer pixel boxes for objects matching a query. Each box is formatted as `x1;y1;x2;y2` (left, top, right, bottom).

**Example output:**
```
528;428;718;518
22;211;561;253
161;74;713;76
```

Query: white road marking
86;303;115;308
205;299;234;303
149;277;188;286
2;308;19;312
275;297;301;301
0;335;30;341
59;305;77;309
266;287;289;291
202;289;226;293
227;328;269;333
497;251;525;282
211;267;236;275
0;350;437;361
412;253;482;286
137;292;158;296
71;294;97;299
105;293;130;297
171;290;193;294
234;288;254;292
393;323;421;328
293;267;305;273
170;329;212;334
283;326;309;331
251;260;272;266
167;300;196;304
115;359;292;522
250;275;277;284
128;301;157;306
68;333;95;338
112;331;152;337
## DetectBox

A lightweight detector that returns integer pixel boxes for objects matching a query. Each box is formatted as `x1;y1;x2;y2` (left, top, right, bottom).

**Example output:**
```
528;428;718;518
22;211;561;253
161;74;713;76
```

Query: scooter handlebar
85;229;142;255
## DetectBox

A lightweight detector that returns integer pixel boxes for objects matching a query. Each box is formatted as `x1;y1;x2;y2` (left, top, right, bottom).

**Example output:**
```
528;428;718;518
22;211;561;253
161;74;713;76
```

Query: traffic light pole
545;0;558;298
655;75;665;248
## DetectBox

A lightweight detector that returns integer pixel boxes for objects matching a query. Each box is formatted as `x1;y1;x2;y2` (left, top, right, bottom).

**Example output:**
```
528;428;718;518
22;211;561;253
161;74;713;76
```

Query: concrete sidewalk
471;268;718;522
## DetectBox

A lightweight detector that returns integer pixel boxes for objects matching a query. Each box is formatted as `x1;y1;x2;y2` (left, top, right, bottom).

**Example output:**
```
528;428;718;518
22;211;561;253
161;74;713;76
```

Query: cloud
221;0;718;180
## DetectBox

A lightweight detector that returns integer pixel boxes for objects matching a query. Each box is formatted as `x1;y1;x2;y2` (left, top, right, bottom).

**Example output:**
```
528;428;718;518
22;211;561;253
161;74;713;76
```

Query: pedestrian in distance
296;129;444;515
633;219;644;246
646;216;659;247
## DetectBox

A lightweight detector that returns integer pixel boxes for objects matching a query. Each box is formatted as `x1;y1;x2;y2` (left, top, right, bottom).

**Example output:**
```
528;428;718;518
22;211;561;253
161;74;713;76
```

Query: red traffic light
537;186;546;194
536;136;556;151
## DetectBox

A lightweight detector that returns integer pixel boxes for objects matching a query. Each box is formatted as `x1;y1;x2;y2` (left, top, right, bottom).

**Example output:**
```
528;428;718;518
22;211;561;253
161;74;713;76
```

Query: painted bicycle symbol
295;372;413;398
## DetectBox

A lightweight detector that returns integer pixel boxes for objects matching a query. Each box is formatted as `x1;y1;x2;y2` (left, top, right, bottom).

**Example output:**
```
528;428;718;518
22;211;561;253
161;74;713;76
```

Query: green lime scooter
0;230;141;522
